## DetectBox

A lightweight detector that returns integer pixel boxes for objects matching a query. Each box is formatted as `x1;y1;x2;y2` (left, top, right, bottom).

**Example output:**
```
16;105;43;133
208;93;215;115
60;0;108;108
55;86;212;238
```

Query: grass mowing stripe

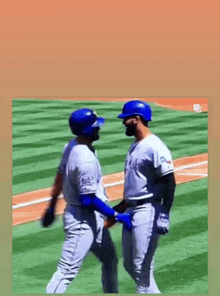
170;145;208;160
12;150;126;176
12;98;107;108
13;136;129;162
172;202;207;224
155;231;207;271
102;119;207;134
13;112;72;123
153;115;207;127
13;167;57;185
13;119;68;130
13;144;65;160
13;140;67;150
12;101;121;120
13;122;122;135
153;135;207;149
155;250;208;294
13;121;133;145
13;130;72;145
13;177;56;195
165;214;207;245
152;108;207;119
13;123;69;134
13;151;63;166
154;127;207;138
175;178;207;195
163;276;208;294
12;136;206;162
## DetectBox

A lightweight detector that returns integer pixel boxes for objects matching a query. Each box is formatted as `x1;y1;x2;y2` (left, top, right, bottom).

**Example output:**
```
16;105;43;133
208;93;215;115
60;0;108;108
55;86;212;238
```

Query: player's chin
91;133;99;141
125;131;133;137
124;123;136;137
91;128;100;141
125;127;135;137
92;135;99;141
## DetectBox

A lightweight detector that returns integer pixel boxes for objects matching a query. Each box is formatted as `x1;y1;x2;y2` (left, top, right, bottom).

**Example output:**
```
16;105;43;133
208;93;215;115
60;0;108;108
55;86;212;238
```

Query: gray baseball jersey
58;138;108;205
124;134;174;201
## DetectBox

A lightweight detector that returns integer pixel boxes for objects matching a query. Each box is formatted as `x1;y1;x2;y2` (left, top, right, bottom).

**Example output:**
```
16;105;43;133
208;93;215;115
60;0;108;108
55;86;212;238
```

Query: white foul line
104;180;124;188
12;160;208;210
13;195;64;209
12;181;124;210
177;173;208;177
174;161;207;172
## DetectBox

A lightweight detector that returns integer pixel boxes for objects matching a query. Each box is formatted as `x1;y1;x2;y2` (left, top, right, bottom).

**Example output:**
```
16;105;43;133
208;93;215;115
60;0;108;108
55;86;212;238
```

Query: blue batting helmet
117;100;152;121
69;108;105;137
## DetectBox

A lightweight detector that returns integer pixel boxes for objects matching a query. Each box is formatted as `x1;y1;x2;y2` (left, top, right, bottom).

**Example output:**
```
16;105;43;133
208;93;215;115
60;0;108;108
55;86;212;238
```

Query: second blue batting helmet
117;100;152;121
69;108;105;137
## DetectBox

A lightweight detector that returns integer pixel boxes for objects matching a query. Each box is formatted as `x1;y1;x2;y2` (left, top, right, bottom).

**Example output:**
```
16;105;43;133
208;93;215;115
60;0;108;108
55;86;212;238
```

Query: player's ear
134;116;141;124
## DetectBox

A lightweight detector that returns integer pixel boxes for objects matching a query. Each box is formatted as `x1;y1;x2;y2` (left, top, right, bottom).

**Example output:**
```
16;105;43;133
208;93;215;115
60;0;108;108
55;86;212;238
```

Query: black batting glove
41;207;56;228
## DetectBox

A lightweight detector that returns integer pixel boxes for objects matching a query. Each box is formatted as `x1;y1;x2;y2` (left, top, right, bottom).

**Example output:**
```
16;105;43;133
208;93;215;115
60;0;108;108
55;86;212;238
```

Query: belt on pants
126;197;161;207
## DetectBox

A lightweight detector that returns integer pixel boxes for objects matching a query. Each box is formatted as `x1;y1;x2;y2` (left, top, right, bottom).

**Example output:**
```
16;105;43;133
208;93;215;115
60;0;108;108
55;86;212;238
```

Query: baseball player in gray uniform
105;100;176;294
41;108;132;294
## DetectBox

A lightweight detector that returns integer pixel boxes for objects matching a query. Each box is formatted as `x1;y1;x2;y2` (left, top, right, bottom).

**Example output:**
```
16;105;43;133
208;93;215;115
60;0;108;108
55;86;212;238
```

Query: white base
193;104;202;113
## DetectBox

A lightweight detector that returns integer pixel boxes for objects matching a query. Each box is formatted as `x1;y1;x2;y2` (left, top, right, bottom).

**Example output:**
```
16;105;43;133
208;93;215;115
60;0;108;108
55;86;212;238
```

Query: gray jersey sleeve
153;144;174;176
57;143;69;174
76;158;99;195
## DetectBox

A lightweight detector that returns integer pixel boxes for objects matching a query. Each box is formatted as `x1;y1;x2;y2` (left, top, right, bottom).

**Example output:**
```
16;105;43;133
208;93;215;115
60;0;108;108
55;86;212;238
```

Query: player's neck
135;127;152;142
77;137;92;145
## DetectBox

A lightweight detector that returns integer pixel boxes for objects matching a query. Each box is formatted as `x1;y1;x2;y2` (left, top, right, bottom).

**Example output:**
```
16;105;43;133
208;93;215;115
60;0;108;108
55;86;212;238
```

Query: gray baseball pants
46;204;118;293
122;203;161;294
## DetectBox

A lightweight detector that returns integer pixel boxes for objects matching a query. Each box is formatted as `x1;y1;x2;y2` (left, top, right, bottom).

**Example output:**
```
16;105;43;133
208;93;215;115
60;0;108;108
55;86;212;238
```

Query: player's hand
104;217;117;229
156;212;169;235
115;213;132;231
104;201;128;229
41;207;56;228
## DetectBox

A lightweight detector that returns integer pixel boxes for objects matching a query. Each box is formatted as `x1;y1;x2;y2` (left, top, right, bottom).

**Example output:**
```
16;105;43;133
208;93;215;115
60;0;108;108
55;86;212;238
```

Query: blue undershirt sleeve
79;194;116;217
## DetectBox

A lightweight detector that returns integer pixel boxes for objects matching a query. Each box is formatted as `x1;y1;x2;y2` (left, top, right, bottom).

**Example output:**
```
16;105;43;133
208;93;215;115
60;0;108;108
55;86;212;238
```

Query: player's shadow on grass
155;251;208;292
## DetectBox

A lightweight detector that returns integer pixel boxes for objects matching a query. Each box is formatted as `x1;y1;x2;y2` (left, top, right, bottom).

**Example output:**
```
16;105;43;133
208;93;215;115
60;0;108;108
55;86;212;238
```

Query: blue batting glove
156;212;169;235
115;213;132;231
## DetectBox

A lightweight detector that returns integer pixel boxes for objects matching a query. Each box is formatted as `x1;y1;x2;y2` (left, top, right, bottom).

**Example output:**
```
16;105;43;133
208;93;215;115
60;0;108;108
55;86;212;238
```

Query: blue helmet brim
117;113;127;119
117;113;139;119
117;113;152;121
92;117;105;128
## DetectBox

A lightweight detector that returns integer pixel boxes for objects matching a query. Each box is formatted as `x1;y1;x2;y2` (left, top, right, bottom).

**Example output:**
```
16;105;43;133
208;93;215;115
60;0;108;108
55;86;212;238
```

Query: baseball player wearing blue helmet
105;100;176;294
42;108;132;294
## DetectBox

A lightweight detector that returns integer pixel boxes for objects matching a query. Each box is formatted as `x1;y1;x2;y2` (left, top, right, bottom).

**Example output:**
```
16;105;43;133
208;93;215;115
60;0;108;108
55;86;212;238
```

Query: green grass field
12;99;208;294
